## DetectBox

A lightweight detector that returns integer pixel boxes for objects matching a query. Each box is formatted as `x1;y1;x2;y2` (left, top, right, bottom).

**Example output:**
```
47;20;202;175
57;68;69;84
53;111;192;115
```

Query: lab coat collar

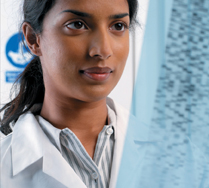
11;112;86;188
11;113;43;176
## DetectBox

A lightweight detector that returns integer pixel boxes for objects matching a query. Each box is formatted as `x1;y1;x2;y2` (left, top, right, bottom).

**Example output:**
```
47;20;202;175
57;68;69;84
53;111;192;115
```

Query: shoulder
0;132;13;187
0;131;6;139
1;133;13;159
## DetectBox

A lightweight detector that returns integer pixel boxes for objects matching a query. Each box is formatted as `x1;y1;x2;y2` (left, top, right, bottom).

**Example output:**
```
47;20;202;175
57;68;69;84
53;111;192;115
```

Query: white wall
1;0;25;106
0;0;149;111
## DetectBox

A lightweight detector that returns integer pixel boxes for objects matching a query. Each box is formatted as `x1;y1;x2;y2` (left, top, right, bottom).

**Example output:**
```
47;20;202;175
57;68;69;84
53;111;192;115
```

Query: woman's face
39;0;130;102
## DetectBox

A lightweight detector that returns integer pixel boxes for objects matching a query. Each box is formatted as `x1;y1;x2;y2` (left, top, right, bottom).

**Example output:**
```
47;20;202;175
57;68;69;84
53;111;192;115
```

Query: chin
75;89;112;103
80;93;109;103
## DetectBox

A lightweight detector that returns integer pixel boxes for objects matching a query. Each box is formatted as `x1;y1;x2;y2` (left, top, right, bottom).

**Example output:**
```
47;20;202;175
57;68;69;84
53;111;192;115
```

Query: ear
22;22;42;56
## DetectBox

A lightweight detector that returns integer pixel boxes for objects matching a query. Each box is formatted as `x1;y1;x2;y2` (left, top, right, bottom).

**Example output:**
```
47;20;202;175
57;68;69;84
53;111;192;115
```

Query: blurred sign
6;33;32;68
5;32;32;83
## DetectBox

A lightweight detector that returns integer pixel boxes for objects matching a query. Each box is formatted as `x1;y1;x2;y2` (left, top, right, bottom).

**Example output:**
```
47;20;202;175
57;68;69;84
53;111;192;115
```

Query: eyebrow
109;13;129;19
60;9;91;18
60;9;129;19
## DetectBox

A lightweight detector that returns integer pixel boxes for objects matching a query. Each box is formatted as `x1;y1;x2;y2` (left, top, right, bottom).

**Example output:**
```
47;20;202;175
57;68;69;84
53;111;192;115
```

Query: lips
80;67;113;81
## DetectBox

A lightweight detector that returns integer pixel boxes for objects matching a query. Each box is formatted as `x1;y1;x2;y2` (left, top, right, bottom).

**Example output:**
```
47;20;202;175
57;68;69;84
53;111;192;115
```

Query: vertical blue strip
131;0;173;125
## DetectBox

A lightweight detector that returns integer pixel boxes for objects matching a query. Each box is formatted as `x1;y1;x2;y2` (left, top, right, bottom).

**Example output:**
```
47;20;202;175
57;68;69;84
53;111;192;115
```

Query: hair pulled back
0;0;138;135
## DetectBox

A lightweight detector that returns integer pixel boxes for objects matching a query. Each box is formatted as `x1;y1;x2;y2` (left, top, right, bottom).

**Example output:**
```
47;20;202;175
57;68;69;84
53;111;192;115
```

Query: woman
0;0;147;188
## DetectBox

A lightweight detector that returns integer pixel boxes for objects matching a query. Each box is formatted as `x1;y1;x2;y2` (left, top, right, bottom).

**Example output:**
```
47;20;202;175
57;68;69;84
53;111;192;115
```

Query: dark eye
111;23;126;31
66;21;86;30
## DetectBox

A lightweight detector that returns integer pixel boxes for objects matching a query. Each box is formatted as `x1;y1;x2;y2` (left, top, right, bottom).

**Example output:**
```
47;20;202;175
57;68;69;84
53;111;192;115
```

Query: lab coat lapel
11;112;86;188
42;134;87;188
107;98;150;188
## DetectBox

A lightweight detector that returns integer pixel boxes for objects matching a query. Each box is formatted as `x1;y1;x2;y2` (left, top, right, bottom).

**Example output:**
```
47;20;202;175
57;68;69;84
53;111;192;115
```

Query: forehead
48;0;129;19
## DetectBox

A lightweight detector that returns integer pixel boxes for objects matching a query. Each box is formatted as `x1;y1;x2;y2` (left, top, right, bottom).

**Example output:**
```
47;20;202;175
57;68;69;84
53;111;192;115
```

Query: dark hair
0;0;138;135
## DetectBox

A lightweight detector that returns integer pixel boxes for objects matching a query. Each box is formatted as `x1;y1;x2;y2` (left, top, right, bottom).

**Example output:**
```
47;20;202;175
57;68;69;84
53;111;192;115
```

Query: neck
40;92;108;158
40;95;108;132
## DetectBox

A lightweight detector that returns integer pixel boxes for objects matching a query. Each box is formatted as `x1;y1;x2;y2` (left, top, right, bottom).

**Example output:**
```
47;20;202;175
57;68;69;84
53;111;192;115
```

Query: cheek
41;33;86;58
41;37;86;71
115;38;129;71
114;34;129;58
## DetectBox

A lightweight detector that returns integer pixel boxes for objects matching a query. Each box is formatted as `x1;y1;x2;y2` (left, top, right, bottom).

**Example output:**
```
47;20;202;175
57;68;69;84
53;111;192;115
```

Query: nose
88;28;113;60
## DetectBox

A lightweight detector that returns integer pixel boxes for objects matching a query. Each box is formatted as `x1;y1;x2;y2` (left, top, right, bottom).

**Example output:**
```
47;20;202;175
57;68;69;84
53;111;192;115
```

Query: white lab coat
0;98;150;188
